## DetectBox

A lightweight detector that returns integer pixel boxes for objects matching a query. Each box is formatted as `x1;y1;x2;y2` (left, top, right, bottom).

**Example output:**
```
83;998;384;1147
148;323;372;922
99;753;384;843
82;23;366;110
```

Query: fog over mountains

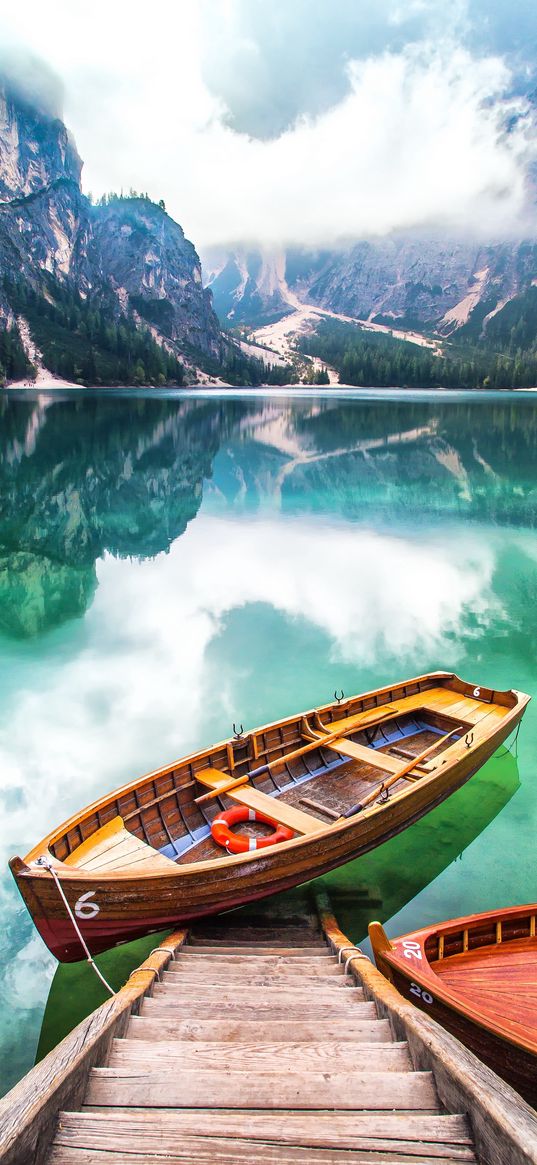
1;1;537;371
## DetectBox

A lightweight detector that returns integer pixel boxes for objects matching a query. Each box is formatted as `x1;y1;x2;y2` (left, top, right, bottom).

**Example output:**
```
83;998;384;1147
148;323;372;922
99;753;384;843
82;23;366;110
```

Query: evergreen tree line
208;340;297;387
3;278;185;387
0;323;34;383
89;190;166;211
298;319;537;390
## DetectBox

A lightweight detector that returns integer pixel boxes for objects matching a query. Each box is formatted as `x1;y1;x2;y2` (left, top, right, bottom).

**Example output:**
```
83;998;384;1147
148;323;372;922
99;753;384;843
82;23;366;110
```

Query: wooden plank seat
196;769;324;835
322;738;421;774
63;816;176;873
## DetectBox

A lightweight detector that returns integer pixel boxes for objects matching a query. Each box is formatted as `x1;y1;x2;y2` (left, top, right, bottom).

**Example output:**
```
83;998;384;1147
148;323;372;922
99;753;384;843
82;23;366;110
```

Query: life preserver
211;806;294;854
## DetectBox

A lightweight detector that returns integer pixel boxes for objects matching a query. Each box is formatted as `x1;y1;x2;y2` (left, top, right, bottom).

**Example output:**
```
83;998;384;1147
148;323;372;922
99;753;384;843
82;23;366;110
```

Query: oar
338;725;463;820
248;707;400;779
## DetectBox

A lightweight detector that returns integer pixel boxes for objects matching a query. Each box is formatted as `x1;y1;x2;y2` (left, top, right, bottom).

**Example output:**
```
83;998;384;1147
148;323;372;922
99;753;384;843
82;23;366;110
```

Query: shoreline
3;381;537;396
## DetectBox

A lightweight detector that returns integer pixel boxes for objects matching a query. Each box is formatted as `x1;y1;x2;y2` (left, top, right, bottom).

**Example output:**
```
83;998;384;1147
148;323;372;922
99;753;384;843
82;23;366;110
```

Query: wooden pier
1;893;537;1164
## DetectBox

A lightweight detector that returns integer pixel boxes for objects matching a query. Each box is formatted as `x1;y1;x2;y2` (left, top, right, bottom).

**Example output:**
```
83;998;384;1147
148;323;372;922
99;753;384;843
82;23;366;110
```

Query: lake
1;387;536;1095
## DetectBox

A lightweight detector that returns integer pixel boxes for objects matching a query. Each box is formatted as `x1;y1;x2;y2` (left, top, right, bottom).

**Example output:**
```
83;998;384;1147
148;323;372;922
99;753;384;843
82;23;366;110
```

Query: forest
0;323;34;384
298;316;537;390
3;278;186;386
0;274;299;387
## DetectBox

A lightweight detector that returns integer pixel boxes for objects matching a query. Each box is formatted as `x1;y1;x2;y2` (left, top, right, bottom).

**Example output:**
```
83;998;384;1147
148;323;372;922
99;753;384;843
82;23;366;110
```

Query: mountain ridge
204;232;537;343
0;78;224;385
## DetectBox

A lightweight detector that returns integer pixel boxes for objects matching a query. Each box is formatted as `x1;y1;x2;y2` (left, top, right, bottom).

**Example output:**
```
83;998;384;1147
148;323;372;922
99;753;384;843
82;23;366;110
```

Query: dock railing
0;929;188;1165
2;898;537;1165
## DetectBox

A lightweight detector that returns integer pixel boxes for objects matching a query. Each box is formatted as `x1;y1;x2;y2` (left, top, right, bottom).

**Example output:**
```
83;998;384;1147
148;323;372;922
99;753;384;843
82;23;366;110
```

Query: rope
337;943;371;976
128;966;160;983
494;721;522;759
36;857;116;997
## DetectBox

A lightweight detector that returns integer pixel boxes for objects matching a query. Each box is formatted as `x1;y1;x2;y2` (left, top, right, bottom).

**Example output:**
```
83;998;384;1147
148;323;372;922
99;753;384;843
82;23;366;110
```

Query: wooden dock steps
50;1110;477;1162
44;911;478;1165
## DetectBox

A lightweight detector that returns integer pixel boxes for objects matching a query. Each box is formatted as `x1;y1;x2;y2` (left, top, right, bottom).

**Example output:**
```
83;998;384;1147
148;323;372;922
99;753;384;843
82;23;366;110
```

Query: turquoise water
1;388;537;1094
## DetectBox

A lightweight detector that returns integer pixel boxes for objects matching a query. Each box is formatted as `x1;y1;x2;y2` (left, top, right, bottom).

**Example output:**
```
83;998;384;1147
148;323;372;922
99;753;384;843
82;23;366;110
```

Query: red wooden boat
10;670;529;963
369;903;537;1107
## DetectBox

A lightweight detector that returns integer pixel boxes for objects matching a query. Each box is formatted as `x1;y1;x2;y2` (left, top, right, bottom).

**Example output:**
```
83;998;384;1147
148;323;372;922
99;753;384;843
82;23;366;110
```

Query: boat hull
380;958;537;1108
370;899;537;1110
11;701;523;961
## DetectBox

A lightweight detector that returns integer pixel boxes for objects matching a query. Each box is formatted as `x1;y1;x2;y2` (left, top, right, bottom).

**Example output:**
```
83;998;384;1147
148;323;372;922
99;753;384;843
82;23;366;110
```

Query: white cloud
0;2;534;247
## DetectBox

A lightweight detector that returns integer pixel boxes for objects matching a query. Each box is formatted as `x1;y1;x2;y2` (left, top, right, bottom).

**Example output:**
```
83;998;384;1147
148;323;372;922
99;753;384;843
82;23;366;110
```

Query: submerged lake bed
1;387;537;1094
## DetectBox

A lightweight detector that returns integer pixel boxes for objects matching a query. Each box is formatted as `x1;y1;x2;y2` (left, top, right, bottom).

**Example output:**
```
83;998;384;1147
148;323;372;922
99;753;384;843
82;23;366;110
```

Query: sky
0;0;536;248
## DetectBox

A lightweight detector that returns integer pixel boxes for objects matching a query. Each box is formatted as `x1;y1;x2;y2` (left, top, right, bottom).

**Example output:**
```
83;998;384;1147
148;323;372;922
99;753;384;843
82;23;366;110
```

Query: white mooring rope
36;856;116;996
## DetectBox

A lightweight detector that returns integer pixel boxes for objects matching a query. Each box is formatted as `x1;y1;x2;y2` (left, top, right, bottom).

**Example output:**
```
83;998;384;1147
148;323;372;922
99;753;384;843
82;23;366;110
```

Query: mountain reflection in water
1;388;536;1096
1;392;537;637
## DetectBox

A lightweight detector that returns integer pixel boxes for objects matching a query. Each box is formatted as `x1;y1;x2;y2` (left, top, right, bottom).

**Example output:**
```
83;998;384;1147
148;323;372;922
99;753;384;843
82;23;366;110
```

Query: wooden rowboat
10;671;529;962
369;902;537;1108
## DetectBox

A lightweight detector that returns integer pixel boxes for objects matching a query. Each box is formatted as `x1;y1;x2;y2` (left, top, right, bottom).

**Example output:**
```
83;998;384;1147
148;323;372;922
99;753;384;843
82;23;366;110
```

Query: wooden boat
369;902;537;1108
10;671;529;963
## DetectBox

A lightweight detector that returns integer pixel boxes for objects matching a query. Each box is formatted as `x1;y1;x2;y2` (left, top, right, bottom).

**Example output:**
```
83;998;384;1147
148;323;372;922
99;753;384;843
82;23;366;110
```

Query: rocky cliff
0;77;223;379
205;233;537;341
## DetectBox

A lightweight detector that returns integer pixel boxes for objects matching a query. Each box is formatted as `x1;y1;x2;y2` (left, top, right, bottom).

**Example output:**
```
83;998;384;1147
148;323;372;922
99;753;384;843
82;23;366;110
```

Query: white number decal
74;891;100;920
402;940;422;961
473;687;481;698
410;982;433;1004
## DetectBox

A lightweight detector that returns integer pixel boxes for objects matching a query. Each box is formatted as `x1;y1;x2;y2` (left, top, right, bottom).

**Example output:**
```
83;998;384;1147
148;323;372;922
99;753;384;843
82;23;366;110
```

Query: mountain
204;231;537;343
0;77;223;385
285;237;537;337
203;248;292;327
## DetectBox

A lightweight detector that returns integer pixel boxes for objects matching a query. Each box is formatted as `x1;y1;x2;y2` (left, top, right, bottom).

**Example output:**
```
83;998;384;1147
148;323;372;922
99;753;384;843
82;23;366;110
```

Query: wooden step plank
173;954;338;968
178;955;335;964
189;926;323;939
188;927;321;936
62;1109;475;1149
183;945;329;956
141;998;378;1021
48;1143;475;1165
165;968;344;983
126;1016;394;1043
169;960;342;974
85;1067;438;1110
154;980;363;1000
162;975;346;990
48;1134;475;1164
109;1039;412;1073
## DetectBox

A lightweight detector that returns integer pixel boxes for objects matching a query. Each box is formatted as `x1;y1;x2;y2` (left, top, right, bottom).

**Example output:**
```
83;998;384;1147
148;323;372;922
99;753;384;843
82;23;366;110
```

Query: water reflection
1;390;537;1094
2;393;537;639
0;395;243;637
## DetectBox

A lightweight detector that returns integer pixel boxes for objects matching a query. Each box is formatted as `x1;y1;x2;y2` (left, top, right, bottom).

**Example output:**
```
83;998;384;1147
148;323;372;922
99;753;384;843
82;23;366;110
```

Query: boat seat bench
63;816;176;872
322;737;432;774
196;768;324;835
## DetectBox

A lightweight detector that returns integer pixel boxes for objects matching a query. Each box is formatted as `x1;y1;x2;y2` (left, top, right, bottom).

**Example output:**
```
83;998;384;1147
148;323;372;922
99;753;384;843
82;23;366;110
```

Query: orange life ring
211;806;294;854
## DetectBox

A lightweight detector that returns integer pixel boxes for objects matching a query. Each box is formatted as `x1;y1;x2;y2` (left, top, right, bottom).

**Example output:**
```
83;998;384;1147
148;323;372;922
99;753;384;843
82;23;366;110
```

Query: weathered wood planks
84;1065;438;1110
6;896;537;1165
50;1109;476;1155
